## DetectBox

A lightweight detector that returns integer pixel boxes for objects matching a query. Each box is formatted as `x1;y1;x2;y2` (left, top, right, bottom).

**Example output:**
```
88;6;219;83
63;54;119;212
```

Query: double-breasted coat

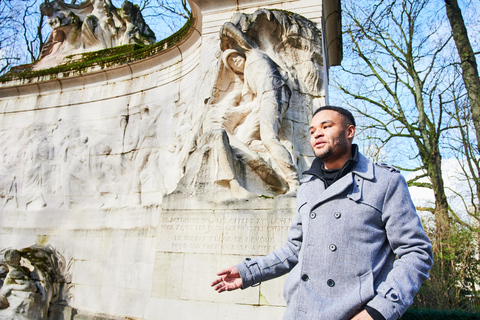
236;152;433;320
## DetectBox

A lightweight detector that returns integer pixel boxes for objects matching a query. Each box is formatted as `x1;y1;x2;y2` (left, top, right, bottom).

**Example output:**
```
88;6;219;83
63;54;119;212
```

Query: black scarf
303;144;359;188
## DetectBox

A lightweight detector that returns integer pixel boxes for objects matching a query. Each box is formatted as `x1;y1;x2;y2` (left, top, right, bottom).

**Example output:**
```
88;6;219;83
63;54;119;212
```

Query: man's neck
323;153;353;170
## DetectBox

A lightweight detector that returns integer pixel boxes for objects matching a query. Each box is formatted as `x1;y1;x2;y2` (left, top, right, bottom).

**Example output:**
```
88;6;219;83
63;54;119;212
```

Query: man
211;106;433;320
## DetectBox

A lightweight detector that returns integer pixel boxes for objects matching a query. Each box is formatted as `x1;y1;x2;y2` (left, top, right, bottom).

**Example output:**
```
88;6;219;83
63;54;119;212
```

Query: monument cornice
0;1;202;99
0;0;341;100
192;0;296;13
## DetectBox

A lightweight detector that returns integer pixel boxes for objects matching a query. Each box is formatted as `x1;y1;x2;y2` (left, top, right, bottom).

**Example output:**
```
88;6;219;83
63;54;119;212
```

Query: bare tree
334;0;453;233
22;0;46;62
0;0;24;73
444;0;480;154
0;0;49;75
443;70;480;232
333;0;480;310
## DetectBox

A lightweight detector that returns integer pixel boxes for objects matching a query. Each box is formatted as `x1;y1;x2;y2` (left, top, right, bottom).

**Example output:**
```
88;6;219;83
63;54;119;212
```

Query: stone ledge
0;16;195;89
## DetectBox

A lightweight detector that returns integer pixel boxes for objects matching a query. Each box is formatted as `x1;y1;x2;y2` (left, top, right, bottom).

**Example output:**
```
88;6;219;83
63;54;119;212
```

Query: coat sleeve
367;172;433;320
235;200;304;289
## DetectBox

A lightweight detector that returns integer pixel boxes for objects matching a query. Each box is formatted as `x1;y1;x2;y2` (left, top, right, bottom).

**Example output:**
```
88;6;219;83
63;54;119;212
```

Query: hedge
401;309;480;319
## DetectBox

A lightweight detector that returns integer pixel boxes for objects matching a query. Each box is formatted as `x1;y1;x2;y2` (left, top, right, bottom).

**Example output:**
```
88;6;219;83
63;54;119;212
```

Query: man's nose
313;129;323;138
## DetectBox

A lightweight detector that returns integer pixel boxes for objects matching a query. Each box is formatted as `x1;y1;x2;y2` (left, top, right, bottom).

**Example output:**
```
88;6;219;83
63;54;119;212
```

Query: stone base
148;298;286;320
149;194;296;319
0;195;296;319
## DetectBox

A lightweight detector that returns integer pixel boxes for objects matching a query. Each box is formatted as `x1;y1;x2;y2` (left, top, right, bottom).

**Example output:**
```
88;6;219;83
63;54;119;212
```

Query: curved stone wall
0;0;327;319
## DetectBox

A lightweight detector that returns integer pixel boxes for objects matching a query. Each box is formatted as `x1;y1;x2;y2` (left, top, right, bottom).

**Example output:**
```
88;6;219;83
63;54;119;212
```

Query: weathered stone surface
0;0;329;319
172;9;323;199
1;7;323;209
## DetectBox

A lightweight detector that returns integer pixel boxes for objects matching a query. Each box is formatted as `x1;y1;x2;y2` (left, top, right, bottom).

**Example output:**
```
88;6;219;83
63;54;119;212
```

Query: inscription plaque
157;198;295;256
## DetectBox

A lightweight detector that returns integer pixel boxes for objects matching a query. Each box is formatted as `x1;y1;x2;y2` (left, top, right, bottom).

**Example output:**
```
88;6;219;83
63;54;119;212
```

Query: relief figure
22;124;54;210
36;0;155;70
123;107;164;204
0;246;72;320
172;9;326;199
60;128;89;208
220;24;299;193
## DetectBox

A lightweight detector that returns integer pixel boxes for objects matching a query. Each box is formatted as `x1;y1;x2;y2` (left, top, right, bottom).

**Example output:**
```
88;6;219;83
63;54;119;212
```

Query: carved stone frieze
0;105;170;209
0;9;323;206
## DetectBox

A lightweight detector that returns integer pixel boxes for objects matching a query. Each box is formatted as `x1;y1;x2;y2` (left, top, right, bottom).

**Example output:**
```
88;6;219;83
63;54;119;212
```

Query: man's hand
350;309;374;320
211;266;243;293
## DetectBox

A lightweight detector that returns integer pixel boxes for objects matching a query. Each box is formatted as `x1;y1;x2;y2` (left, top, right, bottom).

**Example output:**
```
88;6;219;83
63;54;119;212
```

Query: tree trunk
445;0;480;153
430;152;450;235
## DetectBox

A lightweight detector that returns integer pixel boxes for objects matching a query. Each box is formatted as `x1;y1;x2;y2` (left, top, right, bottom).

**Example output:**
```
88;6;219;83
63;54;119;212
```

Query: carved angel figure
220;22;299;193
171;9;324;200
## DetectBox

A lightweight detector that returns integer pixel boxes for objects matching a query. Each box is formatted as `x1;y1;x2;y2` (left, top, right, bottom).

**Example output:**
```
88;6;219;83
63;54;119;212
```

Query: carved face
227;53;245;74
309;110;355;168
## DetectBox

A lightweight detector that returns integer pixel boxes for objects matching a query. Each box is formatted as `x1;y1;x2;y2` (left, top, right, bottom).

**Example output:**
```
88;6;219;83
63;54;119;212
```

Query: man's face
309;110;354;162
227;53;245;74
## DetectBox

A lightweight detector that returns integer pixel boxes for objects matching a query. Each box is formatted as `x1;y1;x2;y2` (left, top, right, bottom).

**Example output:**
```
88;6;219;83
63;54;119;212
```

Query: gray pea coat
236;152;433;320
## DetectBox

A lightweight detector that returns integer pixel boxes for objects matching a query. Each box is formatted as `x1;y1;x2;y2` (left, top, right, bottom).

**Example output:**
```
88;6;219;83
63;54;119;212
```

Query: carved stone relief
0;104;170;210
0;246;72;320
35;0;156;70
171;9;323;199
0;9;323;208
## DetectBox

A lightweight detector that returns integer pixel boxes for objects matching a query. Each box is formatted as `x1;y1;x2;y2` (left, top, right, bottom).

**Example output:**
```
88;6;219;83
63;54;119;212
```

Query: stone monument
0;0;341;319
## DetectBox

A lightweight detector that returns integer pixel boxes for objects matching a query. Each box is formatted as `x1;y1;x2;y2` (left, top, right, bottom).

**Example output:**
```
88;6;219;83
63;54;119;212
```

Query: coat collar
351;152;375;181
301;151;375;209
303;144;359;181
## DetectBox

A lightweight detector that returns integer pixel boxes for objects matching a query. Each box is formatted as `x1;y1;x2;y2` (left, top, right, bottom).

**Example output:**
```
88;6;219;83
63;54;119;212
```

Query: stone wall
0;0;326;319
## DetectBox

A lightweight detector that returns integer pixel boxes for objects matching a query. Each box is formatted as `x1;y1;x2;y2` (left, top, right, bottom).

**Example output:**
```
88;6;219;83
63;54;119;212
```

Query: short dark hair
312;106;356;127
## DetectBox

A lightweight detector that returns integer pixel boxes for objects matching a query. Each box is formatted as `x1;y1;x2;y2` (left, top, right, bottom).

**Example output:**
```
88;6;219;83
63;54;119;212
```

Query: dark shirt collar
303;144;359;188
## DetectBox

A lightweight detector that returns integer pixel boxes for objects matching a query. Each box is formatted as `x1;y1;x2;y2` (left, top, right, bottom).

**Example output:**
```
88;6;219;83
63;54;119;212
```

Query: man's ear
346;125;355;139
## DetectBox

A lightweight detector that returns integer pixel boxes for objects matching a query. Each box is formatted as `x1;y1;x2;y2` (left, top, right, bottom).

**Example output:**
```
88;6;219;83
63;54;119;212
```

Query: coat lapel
307;153;375;210
316;173;354;205
348;153;375;202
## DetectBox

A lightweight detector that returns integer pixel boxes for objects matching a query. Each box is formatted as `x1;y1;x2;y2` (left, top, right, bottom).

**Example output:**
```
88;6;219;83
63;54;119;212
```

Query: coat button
301;274;309;282
327;279;335;287
329;244;337;251
310;212;316;219
334;212;341;219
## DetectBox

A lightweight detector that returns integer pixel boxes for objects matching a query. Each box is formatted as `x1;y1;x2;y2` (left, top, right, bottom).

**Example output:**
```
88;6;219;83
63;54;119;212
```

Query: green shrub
402;308;480;319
